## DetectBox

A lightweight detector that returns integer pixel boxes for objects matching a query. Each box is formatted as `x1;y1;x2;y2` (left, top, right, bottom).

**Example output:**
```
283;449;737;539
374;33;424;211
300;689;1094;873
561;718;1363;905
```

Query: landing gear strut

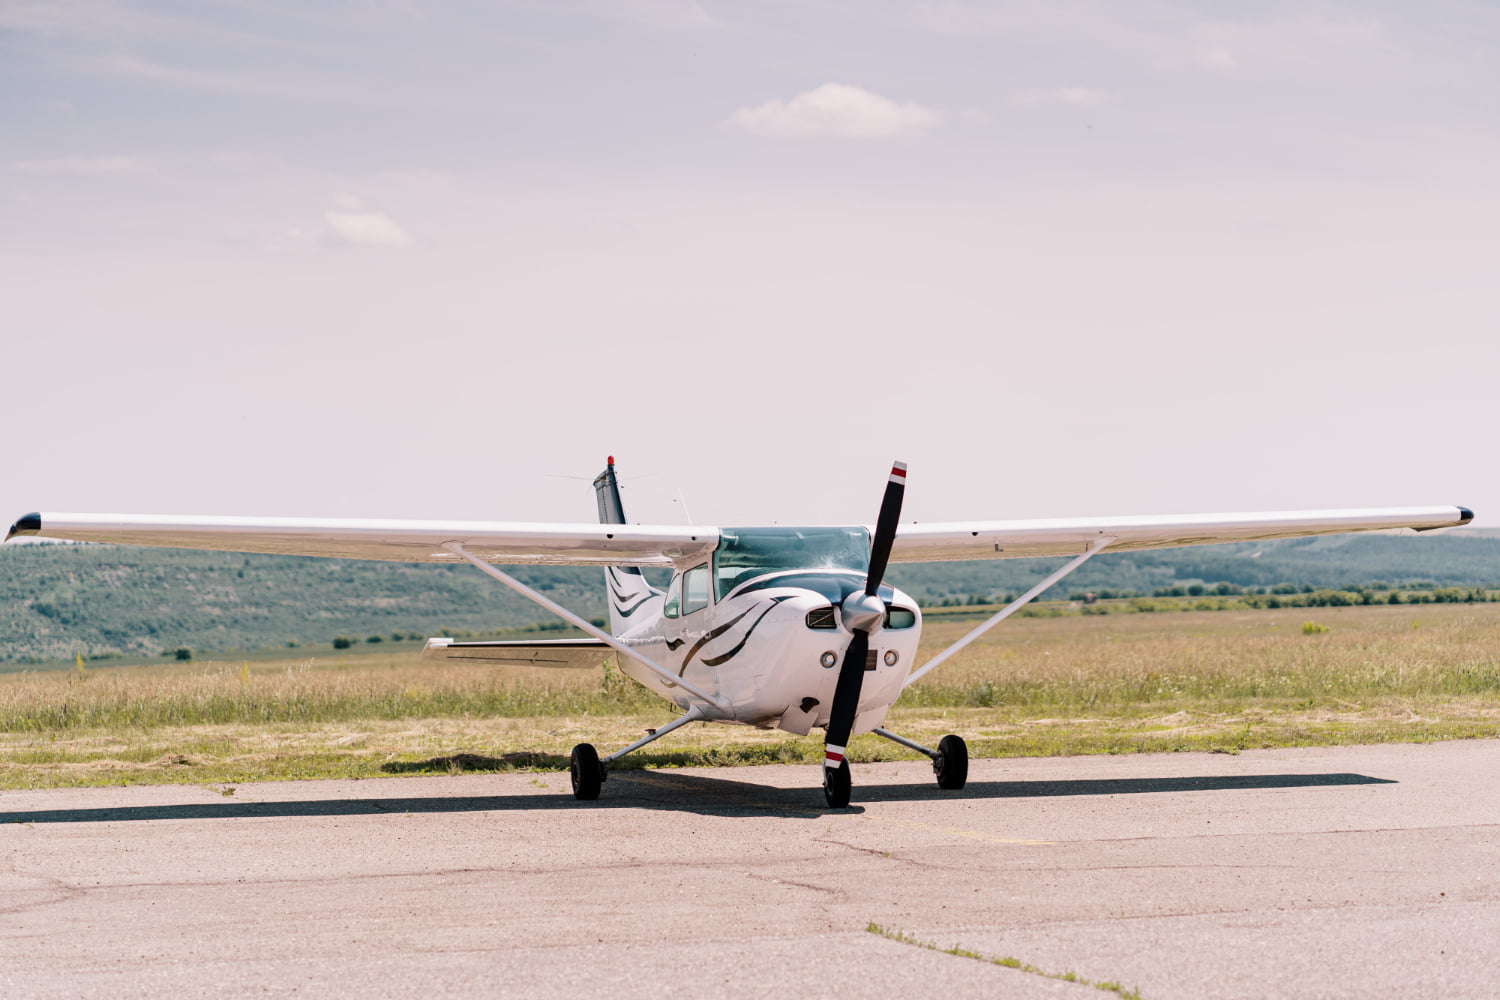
871;727;970;791
567;705;705;802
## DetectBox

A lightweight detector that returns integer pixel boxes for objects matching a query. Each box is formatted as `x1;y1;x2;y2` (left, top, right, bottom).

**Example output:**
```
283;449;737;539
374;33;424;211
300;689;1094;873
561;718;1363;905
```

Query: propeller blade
865;461;906;596
823;630;869;774
822;461;908;806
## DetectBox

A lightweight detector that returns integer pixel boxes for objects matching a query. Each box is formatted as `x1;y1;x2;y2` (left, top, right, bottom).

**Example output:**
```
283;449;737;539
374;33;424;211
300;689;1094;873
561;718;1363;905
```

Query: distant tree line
8;533;1500;663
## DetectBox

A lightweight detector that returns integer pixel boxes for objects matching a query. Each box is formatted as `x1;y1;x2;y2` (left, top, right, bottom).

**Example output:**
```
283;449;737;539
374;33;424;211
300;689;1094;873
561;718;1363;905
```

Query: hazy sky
3;1;1496;530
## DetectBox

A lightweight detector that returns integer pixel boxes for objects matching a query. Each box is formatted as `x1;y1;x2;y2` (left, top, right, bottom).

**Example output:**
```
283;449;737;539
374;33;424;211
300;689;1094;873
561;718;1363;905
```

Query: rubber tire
823;759;852;808
935;734;968;790
571;743;603;801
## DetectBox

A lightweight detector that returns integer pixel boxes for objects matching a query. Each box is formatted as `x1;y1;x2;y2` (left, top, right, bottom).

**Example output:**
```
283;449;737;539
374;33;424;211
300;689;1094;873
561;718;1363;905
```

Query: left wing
887;506;1474;562
422;637;612;667
5;512;717;567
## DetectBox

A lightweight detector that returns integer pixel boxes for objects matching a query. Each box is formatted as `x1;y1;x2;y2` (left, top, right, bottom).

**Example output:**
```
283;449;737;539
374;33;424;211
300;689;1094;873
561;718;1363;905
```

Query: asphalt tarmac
3;739;1497;999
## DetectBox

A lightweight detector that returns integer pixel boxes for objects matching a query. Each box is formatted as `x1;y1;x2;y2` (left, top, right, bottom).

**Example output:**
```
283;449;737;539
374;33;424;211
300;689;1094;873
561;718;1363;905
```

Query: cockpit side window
663;572;682;618
682;564;710;615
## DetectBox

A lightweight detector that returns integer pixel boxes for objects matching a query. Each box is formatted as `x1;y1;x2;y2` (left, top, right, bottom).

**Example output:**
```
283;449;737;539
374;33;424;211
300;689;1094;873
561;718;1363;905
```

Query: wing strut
601;705;703;764
441;542;731;712
903;538;1115;689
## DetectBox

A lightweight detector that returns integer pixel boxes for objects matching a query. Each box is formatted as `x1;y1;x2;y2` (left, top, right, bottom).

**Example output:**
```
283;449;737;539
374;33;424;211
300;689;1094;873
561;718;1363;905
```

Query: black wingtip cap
1459;506;1475;525
6;513;41;541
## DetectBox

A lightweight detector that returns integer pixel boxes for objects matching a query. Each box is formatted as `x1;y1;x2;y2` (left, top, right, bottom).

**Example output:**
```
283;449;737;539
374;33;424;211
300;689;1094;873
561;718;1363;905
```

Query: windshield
714;526;870;600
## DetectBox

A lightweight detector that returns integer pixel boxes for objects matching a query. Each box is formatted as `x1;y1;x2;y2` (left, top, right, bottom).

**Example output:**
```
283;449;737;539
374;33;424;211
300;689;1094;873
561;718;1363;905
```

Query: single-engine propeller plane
7;461;1472;807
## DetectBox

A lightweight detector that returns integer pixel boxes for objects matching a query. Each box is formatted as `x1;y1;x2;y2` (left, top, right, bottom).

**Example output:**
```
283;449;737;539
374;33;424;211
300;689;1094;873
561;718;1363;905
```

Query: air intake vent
864;649;878;671
884;607;917;630
805;607;837;629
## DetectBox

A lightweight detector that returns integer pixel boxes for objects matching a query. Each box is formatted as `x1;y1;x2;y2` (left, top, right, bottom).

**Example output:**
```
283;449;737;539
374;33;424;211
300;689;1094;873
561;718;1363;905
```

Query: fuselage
603;526;923;736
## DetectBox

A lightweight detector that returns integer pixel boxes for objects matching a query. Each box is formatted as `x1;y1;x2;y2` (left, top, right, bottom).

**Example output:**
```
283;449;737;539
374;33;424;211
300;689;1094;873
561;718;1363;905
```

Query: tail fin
592;456;628;525
592;457;662;634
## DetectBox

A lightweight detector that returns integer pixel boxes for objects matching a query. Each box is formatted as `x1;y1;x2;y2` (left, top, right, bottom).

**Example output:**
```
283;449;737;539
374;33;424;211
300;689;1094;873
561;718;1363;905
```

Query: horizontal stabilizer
422;637;613;668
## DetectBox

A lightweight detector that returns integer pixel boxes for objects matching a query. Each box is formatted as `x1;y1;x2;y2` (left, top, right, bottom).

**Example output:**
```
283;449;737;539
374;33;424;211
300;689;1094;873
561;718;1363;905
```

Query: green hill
0;544;612;664
3;531;1497;664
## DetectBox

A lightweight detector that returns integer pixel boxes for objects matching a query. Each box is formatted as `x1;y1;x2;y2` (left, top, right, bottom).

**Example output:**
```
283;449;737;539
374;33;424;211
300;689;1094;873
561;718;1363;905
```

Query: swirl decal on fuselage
678;596;792;674
701;597;793;667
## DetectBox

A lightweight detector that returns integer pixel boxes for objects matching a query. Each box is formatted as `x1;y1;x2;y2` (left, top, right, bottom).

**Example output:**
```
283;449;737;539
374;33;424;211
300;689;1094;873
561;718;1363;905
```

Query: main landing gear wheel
570;743;604;801
823;759;852;808
934;734;968;790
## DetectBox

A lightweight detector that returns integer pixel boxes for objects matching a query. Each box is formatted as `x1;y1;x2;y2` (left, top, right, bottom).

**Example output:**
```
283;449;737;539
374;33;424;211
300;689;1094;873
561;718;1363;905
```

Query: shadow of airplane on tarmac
0;768;1395;825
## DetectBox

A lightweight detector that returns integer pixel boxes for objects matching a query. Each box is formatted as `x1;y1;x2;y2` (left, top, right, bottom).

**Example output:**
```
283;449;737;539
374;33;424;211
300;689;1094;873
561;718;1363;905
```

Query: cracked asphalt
3;740;1498;999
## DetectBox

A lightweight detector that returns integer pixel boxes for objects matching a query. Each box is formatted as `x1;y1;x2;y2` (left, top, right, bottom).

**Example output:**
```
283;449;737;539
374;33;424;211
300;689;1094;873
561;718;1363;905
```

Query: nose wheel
822;759;852;808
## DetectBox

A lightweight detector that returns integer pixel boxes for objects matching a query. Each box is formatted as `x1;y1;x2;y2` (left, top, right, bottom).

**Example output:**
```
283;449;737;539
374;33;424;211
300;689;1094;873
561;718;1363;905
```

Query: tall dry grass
0;654;657;733
3;603;1499;733
904;602;1500;713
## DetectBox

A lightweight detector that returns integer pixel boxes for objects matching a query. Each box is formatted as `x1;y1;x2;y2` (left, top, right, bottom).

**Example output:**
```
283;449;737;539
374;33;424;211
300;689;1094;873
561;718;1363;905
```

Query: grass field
2;601;1498;790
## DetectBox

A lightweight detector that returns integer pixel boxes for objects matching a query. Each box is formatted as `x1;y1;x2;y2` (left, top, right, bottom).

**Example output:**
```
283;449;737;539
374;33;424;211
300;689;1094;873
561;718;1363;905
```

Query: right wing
422;637;613;668
6;512;717;567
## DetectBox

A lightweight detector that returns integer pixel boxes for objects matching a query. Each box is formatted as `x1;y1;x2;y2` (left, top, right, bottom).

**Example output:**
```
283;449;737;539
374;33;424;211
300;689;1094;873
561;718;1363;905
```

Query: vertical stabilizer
592;457;663;635
593;456;628;525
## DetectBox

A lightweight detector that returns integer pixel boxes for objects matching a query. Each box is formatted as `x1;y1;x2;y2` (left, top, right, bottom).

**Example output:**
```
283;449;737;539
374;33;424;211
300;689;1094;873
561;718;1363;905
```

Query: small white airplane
7;461;1472;807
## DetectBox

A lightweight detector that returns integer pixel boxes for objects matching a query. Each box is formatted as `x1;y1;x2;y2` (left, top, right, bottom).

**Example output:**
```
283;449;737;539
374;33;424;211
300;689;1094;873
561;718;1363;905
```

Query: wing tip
1412;506;1474;532
6;513;40;542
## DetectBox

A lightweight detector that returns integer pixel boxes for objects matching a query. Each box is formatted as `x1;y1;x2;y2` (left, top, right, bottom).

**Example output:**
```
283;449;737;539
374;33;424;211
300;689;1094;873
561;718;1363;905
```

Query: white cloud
1192;45;1238;70
271;197;413;252
0;1;279;47
1014;87;1112;106
323;209;411;248
111;55;360;102
728;84;942;139
605;0;719;30
902;3;1401;82
1177;12;1390;75
13;155;155;175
